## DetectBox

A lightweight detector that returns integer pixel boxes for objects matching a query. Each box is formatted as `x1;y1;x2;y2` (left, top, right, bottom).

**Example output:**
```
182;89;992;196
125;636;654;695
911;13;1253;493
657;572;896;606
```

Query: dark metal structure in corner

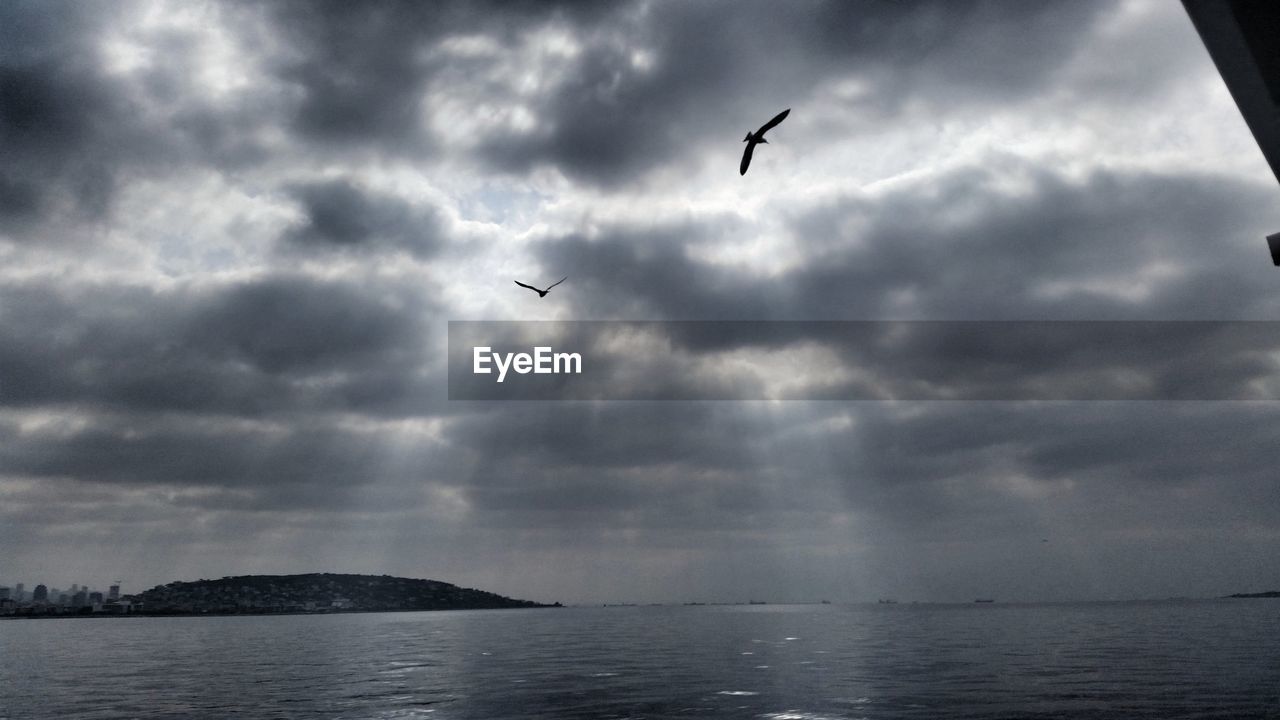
1182;1;1280;265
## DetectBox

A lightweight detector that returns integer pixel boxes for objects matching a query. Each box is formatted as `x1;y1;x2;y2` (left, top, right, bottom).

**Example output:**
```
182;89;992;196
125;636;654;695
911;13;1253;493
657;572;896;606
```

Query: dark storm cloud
0;413;448;512
805;0;1113;103
187;275;422;376
125;15;298;172
449;320;1280;401
232;0;1113;185
0;1;270;238
266;1;448;147
0;1;144;233
260;0;618;150
533;164;1280;321
3;0;1277;603
446;402;761;471
0;415;335;488
0;270;451;514
0;0;1138;236
534;220;782;319
811;321;1280;401
475;0;1110;184
783;167;1280;320
439;402;803;531
0;274;434;416
837;403;1272;489
281;178;444;257
435;399;1280;543
830;403;1280;536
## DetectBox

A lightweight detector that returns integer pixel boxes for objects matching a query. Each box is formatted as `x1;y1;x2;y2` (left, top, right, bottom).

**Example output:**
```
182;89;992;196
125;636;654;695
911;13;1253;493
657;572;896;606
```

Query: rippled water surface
3;600;1278;719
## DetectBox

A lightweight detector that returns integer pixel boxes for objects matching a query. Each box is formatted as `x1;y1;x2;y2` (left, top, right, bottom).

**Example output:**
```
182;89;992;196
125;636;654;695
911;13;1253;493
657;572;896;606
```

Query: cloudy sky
3;0;1280;604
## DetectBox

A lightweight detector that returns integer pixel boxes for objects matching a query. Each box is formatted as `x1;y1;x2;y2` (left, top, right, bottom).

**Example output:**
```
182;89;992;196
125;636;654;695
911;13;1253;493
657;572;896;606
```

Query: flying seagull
740;108;790;175
514;276;566;298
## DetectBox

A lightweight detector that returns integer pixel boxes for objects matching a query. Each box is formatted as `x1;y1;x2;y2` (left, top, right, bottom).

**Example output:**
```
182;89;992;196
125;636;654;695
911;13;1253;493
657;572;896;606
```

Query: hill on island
134;573;556;614
1226;590;1280;599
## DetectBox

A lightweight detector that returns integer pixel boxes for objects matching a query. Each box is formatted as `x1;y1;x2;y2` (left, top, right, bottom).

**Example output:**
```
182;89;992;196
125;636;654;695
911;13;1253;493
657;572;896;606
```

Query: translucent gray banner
447;321;1280;400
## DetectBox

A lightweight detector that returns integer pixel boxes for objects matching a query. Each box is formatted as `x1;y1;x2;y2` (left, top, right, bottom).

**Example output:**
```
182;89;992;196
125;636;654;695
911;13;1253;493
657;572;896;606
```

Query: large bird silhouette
514;276;566;298
740;108;790;175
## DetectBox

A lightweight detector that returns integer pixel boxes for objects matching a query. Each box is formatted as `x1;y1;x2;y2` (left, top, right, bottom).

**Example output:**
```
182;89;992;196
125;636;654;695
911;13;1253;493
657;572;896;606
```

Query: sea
2;600;1278;719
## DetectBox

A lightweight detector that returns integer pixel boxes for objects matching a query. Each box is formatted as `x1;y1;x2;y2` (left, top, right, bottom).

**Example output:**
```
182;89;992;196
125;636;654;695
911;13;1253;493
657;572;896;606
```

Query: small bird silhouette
740;108;790;175
514;276;566;298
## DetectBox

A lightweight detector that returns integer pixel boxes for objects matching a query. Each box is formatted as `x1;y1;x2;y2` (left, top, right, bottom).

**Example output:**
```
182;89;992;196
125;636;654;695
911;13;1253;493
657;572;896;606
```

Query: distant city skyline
0;578;123;601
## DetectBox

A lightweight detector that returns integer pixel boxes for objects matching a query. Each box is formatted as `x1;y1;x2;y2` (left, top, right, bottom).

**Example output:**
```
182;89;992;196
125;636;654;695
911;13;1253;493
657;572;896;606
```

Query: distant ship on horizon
974;599;996;603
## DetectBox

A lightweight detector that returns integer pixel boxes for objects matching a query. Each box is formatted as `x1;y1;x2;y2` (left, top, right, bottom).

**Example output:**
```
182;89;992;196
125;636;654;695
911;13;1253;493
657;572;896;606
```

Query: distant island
134;573;557;614
4;573;557;618
1226;590;1280;599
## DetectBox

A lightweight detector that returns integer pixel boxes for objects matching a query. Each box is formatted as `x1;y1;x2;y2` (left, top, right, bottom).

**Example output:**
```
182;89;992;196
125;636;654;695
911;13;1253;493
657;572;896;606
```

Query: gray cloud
420;398;1280;602
0;274;435;416
784;167;1280;319
475;1;1112;184
3;0;1279;604
0;1;267;238
265;1;448;148
533;164;1280;321
448;320;1280;401
534;220;780;319
259;0;617;150
281;178;444;257
0;25;134;231
232;1;1117;186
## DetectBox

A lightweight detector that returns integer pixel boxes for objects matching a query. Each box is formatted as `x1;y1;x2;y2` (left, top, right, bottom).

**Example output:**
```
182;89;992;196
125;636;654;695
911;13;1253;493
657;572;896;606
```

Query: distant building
0;587;9;601
89;592;104;604
109;584;120;601
15;583;24;602
33;584;48;603
71;591;88;607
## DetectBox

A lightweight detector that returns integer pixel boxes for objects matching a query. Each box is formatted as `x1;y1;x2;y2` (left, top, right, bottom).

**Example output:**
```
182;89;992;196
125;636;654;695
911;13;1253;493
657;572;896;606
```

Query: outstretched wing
514;280;540;292
546;276;567;291
739;141;756;175
758;108;790;135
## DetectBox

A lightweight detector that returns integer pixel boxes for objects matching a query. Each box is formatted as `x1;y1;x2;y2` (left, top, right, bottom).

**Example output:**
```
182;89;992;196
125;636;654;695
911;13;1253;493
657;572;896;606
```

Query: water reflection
1;601;1277;719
